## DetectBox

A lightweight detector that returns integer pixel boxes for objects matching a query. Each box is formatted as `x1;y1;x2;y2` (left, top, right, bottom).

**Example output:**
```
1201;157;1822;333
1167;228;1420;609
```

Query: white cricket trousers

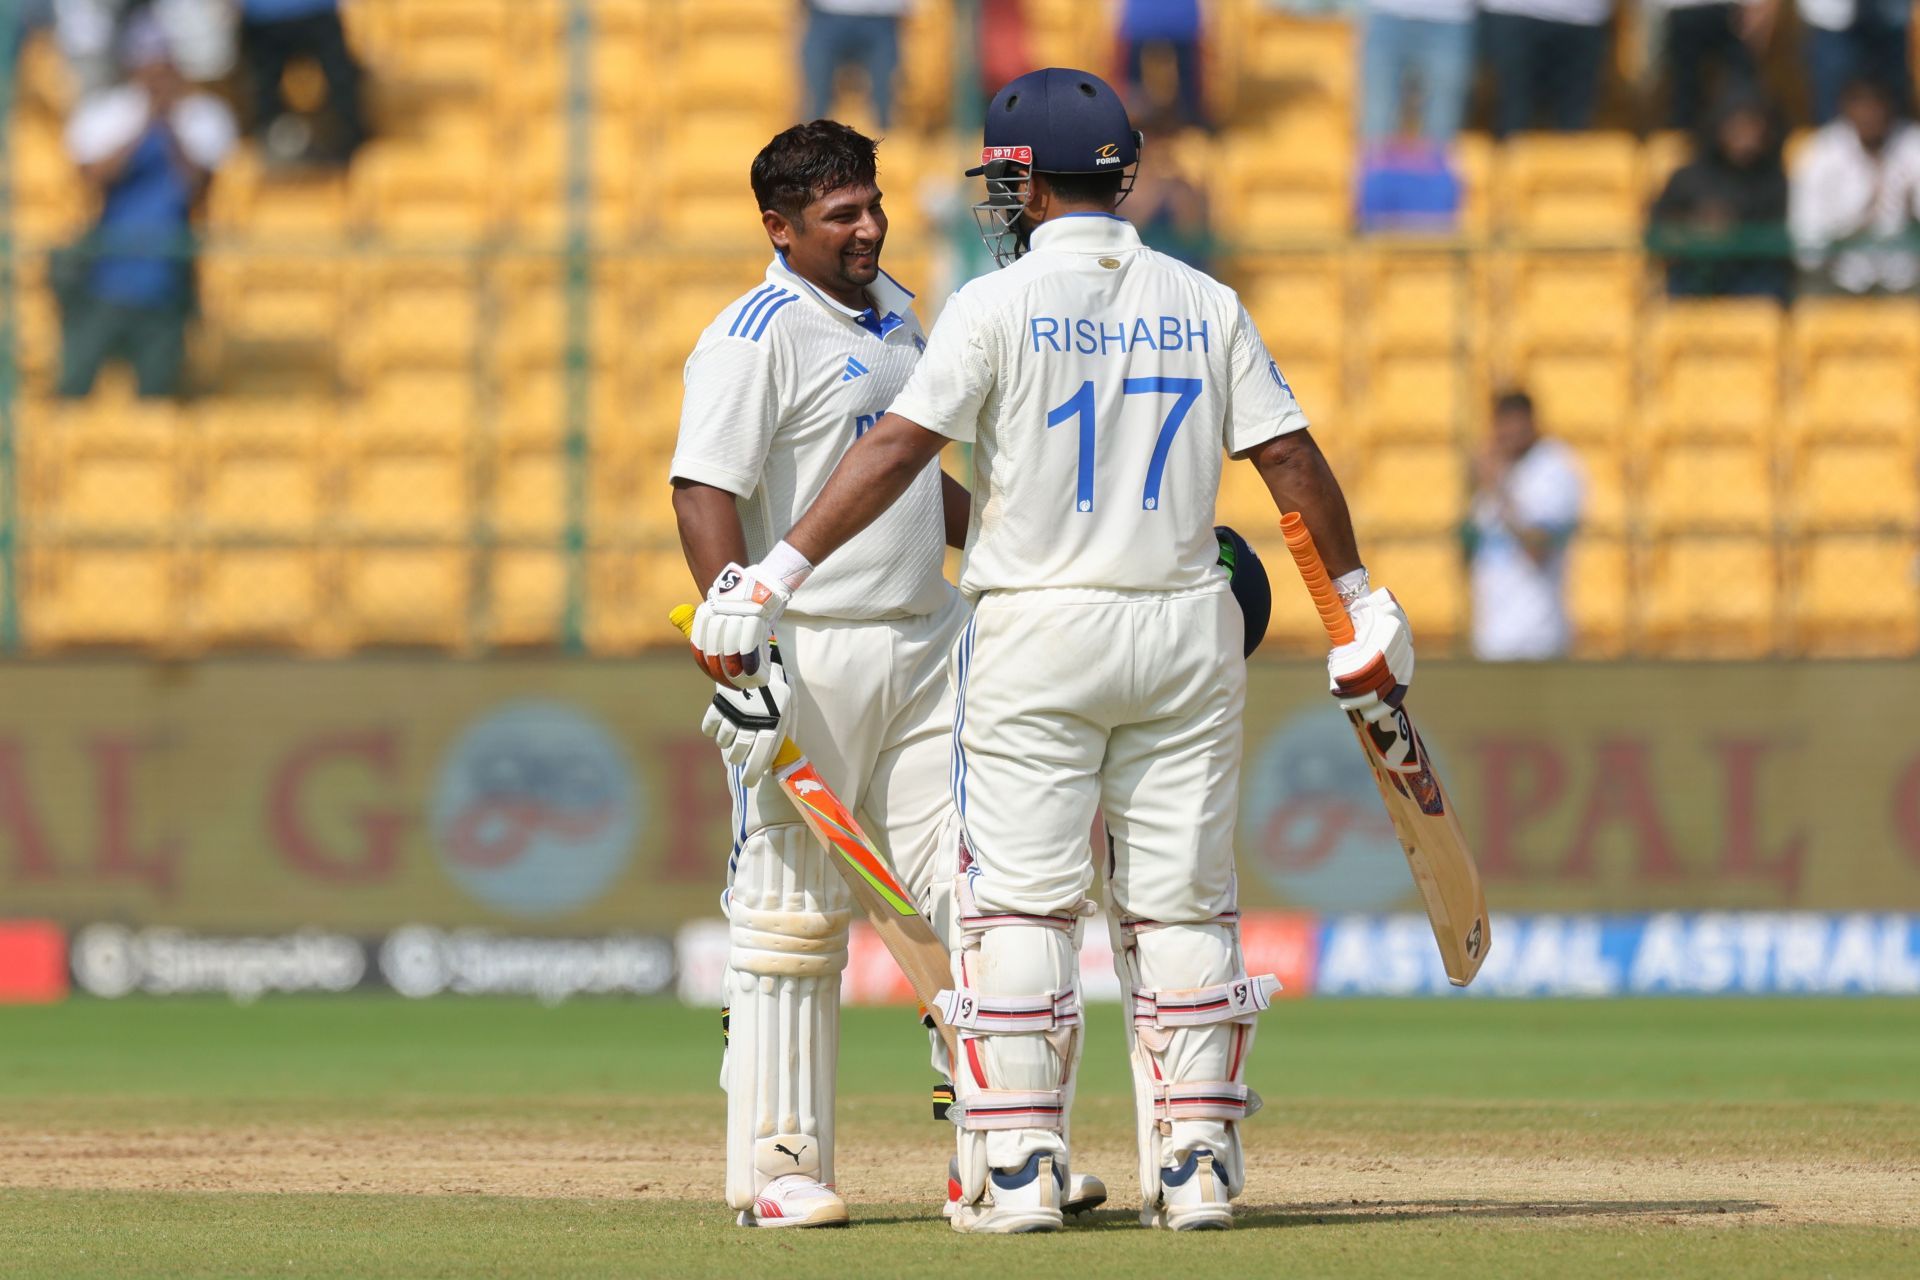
952;583;1246;923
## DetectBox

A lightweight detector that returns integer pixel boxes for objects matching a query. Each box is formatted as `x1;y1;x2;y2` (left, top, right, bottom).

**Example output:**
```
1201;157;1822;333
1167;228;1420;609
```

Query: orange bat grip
1279;512;1356;646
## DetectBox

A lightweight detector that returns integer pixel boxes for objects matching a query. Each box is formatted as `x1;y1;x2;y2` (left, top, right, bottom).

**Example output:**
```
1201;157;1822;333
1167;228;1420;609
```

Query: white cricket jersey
889;214;1307;597
670;253;951;620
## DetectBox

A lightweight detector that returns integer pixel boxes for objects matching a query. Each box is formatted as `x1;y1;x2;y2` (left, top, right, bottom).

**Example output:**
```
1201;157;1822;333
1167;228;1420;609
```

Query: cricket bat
669;606;960;1061
1278;514;1490;986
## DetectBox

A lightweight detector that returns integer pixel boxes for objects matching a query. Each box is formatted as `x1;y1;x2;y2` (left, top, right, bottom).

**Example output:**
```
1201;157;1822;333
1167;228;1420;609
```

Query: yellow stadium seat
195;405;328;538
341;441;471;541
1236;14;1354;102
1501;252;1641;356
586;549;694;654
1351;442;1466;535
488;549;569;648
344;259;481;376
1642;537;1779;656
1213;453;1276;533
340;548;471;649
1352;354;1472;443
350;138;493;241
1234;255;1345;361
588;431;677;546
381;0;508;86
1514;351;1634;443
491;445;570;541
1567;535;1630;657
8;115;83;218
1788;298;1920;443
23;549;178;650
1357;251;1481;355
192;549;324;650
1368;540;1465;649
1497;133;1642;242
1792;535;1920;655
200;253;346;345
1644;300;1784;444
1644;442;1775;534
1216;129;1351;239
1788;441;1920;532
1566;439;1627;535
357;369;478;448
22;404;184;538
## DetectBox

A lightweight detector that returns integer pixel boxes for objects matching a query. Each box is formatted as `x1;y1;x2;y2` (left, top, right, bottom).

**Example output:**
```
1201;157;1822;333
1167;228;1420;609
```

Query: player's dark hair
1038;169;1126;206
1493;388;1534;420
751;120;880;225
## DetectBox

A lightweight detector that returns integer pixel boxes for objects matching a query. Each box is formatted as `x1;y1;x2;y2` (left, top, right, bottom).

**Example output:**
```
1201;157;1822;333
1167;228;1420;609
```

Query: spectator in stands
1127;117;1213;269
1798;0;1913;125
1466;390;1585;661
801;0;910;130
1359;0;1475;145
1118;0;1207;128
1789;76;1920;294
51;0;234;93
1659;0;1772;132
1649;87;1791;301
55;15;234;399
239;0;366;167
1482;0;1613;137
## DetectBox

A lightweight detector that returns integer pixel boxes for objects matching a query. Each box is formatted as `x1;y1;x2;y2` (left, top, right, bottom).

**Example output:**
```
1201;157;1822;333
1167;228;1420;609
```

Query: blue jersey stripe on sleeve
728;284;782;338
749;294;799;341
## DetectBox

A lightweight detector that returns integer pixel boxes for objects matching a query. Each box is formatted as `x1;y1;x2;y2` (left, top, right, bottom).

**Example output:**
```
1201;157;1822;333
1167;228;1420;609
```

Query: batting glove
702;641;790;786
691;561;792;689
1327;587;1415;726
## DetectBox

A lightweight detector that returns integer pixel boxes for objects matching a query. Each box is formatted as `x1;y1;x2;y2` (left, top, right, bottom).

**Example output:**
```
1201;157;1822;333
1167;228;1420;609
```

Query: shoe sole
952;1211;1064;1235
1063;1190;1107;1217
744;1205;851;1230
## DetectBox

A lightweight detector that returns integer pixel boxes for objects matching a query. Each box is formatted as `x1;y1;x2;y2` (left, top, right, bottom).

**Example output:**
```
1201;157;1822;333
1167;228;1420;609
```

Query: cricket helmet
1215;525;1271;658
967;67;1143;266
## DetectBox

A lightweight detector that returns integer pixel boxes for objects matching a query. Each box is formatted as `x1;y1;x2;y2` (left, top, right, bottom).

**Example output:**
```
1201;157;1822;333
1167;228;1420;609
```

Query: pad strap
933;986;1081;1034
955;873;1083;935
1154;1081;1265;1123
1132;973;1281;1029
950;1089;1066;1131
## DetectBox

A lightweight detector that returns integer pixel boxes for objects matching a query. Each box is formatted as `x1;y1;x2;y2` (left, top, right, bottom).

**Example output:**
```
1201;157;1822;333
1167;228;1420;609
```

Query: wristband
761;539;814;593
1334;567;1370;607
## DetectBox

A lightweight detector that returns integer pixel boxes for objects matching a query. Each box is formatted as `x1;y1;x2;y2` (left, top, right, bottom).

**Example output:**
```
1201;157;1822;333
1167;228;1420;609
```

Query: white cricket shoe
945;1159;1106;1219
948;1153;1065;1234
736;1173;849;1229
1143;1148;1232;1231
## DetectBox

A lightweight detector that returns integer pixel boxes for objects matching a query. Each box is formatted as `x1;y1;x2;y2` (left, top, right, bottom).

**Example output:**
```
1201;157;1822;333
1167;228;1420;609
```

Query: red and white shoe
944;1158;1107;1220
736;1173;849;1229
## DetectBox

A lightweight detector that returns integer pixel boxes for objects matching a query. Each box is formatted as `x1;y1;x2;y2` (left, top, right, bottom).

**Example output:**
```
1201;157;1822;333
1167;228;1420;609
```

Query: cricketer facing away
690;70;1416;1232
668;120;1108;1230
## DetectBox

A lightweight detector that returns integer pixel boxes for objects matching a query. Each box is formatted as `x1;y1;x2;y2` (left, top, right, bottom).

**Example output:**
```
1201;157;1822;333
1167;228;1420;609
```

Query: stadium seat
195;405;328;538
1644;300;1784;444
1516;351;1635;443
1788;441;1920;532
340;441;471;541
490;444;570;541
1644;442;1775;534
1788;298;1920;444
1500;252;1641;357
1351;354;1472;444
1496;133;1642;242
339;548;472;649
1566;440;1627;535
1216;125;1352;240
586;549;693;654
21;404;184;538
378;0;509;87
1567;535;1630;658
1356;250;1481;356
1366;539;1465;649
192;549;324;649
22;549;178;651
1351;442;1466;535
1213;452;1277;533
356;369;479;449
350;137;494;241
1641;537;1779;656
487;548;570;647
200;253;346;346
1792;535;1920;656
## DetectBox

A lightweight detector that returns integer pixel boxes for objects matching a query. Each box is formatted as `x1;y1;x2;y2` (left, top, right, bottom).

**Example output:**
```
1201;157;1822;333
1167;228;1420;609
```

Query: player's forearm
1247;428;1363;578
671;479;752;590
940;470;971;549
786;414;949;566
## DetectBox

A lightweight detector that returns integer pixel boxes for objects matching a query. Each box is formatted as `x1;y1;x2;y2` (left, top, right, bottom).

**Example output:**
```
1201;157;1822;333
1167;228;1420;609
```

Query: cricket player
669;119;1105;1229
689;72;1415;1233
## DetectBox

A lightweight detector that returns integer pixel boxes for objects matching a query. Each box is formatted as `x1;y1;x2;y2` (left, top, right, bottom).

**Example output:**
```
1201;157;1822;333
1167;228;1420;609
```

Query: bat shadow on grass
1229;1199;1774;1230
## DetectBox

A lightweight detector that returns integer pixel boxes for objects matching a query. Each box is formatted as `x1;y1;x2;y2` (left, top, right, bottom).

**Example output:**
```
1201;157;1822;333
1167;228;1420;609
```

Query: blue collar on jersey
771;251;915;341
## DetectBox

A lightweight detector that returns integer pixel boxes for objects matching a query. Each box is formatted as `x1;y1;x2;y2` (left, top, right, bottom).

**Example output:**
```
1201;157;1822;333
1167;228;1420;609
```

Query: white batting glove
691;561;792;689
701;642;790;786
1327;587;1415;727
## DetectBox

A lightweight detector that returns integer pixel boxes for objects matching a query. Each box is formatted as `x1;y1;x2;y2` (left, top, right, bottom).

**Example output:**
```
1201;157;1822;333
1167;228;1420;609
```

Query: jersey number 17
1046;376;1203;513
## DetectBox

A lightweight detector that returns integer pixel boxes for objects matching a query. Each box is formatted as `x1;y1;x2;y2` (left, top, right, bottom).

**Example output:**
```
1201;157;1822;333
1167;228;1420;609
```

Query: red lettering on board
88;736;180;895
1713;738;1804;893
662;734;736;881
269;732;406;882
1473;737;1567;878
0;741;58;882
1893;753;1920;872
1561;738;1684;880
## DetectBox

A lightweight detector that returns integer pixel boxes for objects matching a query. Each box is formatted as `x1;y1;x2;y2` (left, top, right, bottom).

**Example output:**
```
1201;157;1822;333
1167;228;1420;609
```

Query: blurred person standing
1358;0;1476;144
1797;0;1913;125
1789;77;1920;295
238;0;366;167
801;0;911;130
1657;0;1772;131
51;0;234;92
55;13;234;399
1482;0;1614;137
1649;86;1791;300
1466;390;1585;661
1117;0;1207;128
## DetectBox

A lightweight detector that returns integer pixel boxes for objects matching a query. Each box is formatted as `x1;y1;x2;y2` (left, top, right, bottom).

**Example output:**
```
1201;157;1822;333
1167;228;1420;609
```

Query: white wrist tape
1334;566;1370;607
761;539;814;593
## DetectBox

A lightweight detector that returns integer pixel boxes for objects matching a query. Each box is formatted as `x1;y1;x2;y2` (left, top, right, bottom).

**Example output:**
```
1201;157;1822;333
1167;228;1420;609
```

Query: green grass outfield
1;997;1916;1278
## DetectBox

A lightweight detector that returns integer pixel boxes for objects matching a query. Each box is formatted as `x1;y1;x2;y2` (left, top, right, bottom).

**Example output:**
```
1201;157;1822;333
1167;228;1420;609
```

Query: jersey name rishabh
1029;315;1211;356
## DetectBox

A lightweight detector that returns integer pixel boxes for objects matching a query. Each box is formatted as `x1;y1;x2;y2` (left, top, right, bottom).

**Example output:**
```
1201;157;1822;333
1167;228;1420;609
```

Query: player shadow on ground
850;1199;1773;1230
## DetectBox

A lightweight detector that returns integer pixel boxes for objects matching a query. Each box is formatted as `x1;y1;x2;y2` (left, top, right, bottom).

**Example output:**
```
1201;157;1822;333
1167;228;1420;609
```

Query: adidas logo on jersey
841;356;871;382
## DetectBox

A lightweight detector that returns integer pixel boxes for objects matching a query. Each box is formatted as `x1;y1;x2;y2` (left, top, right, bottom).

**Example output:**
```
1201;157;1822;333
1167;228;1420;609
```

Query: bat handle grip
1279;512;1357;647
668;604;698;639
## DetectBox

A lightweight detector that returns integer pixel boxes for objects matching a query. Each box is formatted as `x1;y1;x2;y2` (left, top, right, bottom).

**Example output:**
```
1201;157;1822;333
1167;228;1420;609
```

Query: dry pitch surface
0;997;1914;1278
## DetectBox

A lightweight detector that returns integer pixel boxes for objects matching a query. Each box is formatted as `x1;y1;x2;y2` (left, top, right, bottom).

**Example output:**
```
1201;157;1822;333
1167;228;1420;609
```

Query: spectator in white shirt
1467;390;1585;661
1359;0;1476;144
1481;0;1615;137
1789;77;1920;295
1797;0;1912;125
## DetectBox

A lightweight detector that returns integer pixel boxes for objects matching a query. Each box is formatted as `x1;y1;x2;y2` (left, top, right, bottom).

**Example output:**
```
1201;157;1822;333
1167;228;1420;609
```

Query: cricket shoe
944;1158;1107;1220
736;1174;849;1229
1143;1148;1232;1231
948;1153;1065;1234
